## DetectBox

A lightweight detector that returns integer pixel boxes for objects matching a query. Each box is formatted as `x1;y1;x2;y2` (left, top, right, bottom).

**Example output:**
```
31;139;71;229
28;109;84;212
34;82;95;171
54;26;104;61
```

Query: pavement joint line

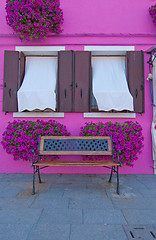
69;224;72;240
35;208;44;225
68;198;71;209
82;208;84;224
25;222;36;240
61;190;65;198
121;209;129;225
107;188;116;209
29;195;37;208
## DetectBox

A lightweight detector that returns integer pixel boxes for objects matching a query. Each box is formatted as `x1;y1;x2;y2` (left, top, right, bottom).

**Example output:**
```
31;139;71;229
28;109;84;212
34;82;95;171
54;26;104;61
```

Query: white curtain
92;56;134;111
17;56;57;112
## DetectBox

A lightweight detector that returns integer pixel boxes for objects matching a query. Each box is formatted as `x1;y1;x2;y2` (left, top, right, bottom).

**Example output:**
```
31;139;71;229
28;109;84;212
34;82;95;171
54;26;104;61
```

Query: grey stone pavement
0;173;156;240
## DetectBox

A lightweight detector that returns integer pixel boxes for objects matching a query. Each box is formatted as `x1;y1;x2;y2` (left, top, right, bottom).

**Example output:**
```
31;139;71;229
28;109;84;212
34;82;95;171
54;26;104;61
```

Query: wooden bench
31;136;121;195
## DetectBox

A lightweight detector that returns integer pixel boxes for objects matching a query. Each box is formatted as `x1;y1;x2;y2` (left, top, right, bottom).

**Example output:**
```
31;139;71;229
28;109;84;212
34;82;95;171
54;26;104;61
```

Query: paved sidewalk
0;173;156;240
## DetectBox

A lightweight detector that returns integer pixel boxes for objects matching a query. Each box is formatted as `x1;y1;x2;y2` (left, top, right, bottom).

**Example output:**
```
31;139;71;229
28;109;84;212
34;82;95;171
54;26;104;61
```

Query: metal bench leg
32;166;36;195
116;166;120;195
108;167;114;183
37;166;42;183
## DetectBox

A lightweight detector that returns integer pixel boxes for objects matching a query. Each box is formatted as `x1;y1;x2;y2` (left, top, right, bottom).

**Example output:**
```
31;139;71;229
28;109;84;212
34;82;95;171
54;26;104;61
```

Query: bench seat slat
39;151;112;155
33;160;120;167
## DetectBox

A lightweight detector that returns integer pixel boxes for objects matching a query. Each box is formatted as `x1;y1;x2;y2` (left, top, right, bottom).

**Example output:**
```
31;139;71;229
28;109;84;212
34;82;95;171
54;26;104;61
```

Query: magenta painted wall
0;0;155;173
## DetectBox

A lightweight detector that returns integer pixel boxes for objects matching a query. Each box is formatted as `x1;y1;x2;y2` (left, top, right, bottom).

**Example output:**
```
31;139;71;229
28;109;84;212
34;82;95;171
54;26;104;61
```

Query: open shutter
126;51;144;113
57;51;73;112
3;50;19;112
74;51;91;112
19;51;25;89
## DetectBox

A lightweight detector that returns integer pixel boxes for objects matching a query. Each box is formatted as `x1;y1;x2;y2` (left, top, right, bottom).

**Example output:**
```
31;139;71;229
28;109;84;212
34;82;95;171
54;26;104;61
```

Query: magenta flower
80;121;144;166
1;120;70;161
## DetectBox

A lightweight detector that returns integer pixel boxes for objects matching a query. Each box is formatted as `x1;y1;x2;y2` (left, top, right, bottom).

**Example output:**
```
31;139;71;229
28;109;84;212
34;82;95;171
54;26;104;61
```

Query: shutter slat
126;51;144;113
3;50;19;112
74;51;91;112
57;51;73;112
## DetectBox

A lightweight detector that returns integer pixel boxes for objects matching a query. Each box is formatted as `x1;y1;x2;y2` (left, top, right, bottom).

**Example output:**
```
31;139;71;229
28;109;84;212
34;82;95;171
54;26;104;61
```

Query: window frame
14;46;65;118
84;45;136;118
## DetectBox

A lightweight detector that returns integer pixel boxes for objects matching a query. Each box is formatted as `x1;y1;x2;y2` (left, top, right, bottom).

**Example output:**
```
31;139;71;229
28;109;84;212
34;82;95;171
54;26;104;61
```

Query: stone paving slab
70;224;128;240
69;191;113;209
38;208;83;224
69;196;113;209
63;188;107;198
0;223;32;240
27;224;70;240
84;209;127;224
111;195;156;209
0;187;22;198
132;188;156;198
0;173;32;182
0;209;43;224
0;197;35;209
122;209;156;225
30;196;69;209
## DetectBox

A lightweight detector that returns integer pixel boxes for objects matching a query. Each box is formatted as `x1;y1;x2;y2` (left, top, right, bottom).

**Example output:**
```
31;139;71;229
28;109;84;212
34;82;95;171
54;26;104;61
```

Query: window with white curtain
92;56;134;111
17;56;57;112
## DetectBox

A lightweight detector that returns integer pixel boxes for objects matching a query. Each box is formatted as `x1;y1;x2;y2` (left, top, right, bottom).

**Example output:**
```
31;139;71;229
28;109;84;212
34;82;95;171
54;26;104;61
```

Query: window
91;56;133;112
17;56;57;112
3;46;65;114
3;47;144;114
85;46;145;114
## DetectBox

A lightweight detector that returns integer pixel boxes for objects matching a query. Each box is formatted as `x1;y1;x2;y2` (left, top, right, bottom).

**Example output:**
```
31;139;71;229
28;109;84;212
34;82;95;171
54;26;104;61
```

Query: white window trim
13;112;64;118
15;46;65;56
84;45;136;119
14;46;65;118
84;112;136;118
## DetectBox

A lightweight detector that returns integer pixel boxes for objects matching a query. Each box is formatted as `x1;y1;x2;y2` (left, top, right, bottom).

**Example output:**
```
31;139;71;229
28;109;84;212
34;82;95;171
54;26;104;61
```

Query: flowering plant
80;121;144;166
6;0;64;40
1;120;70;161
149;5;156;24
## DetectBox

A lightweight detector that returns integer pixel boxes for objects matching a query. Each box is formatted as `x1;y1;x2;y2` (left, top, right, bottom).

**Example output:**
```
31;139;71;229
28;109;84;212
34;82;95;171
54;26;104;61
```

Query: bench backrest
39;136;114;156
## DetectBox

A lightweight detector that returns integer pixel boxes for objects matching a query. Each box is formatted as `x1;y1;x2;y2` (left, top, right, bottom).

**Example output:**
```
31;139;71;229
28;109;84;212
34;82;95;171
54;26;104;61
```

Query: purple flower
1;120;70;162
80;121;144;166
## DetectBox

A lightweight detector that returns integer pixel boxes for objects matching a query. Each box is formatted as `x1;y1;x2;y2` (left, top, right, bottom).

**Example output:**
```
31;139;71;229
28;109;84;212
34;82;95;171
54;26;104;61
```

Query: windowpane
17;56;57;112
92;56;134;111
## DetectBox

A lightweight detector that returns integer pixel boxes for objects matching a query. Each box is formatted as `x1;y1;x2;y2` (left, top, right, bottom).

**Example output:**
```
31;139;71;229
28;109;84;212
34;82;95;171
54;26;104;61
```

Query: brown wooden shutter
3;50;19;112
126;51;144;113
74;51;91;112
19;51;25;89
57;51;73;112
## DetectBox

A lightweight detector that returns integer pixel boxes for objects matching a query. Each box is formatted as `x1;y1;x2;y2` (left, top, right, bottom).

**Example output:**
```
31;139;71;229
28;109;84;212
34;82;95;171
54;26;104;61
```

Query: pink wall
0;0;155;173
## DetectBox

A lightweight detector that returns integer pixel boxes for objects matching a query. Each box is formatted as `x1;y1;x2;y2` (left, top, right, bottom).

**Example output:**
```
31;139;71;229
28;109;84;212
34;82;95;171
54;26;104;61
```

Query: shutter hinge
141;83;144;90
70;83;73;90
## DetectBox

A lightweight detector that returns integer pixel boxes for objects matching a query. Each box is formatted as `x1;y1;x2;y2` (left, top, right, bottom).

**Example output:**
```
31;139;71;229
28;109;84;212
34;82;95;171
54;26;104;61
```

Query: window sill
13;112;64;118
84;112;136;118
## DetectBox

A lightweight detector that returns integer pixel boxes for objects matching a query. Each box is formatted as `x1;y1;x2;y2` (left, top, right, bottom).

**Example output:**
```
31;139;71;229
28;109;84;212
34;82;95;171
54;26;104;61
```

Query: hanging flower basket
149;4;156;25
6;0;64;40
